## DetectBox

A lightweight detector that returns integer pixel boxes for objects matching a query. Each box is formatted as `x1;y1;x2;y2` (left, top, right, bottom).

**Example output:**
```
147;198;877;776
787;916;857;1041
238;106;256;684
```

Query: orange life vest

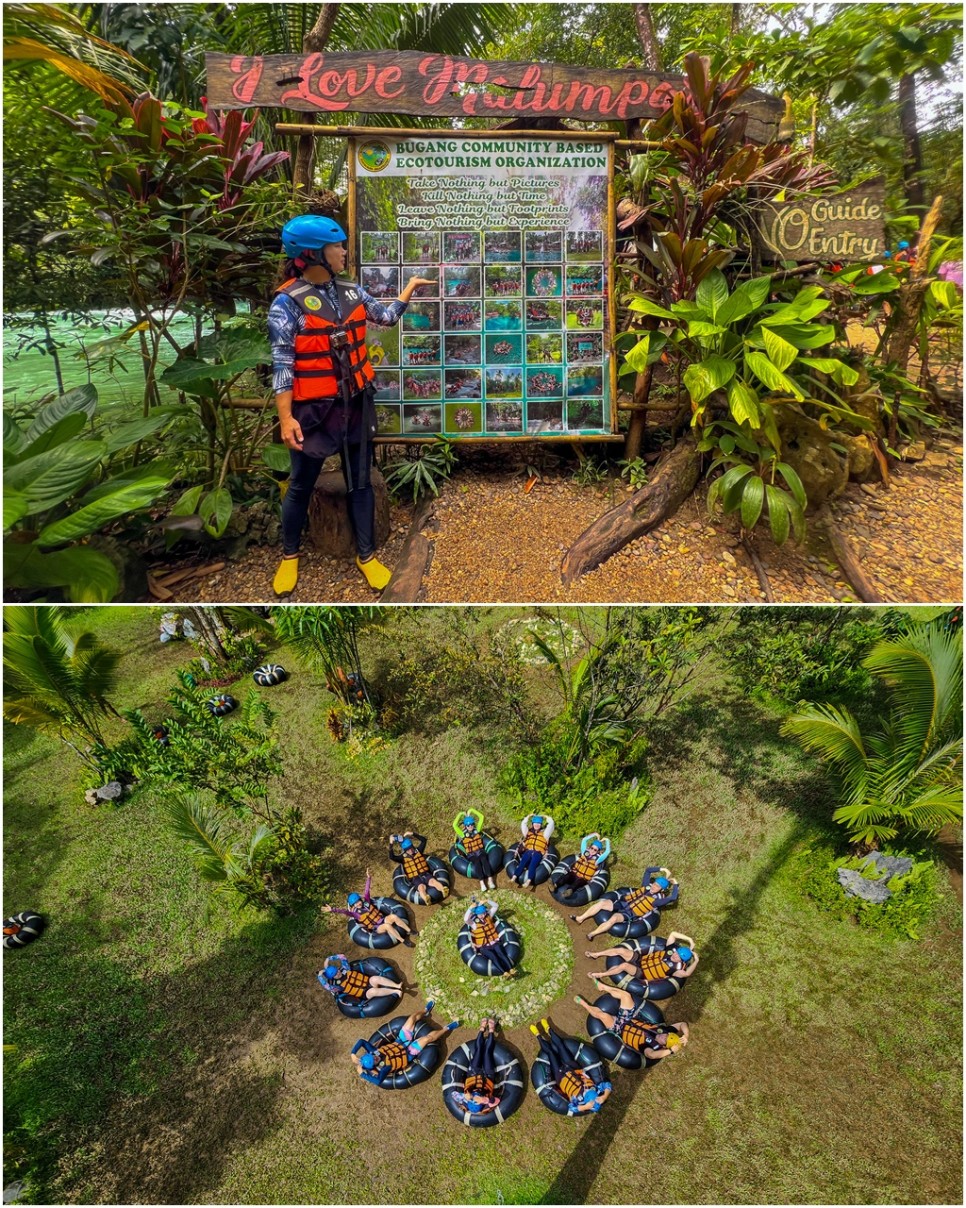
276;277;375;401
337;967;370;999
619;1018;652;1052
523;827;549;855
470;913;500;948
572;851;601;882
377;1041;410;1072
636;949;673;980
402;846;430;880
623;887;657;917
464;1072;495;1096
356;901;385;932
461;831;485;856
559;1068;594;1099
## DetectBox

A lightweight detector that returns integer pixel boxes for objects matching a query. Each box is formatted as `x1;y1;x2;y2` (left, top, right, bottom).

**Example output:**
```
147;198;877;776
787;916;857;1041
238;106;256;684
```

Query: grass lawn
3;607;962;1205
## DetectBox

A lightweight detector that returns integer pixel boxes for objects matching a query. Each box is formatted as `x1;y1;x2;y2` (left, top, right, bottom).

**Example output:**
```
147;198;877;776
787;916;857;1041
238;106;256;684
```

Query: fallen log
816;508;883;603
561;435;701;585
380;495;436;603
741;536;775;602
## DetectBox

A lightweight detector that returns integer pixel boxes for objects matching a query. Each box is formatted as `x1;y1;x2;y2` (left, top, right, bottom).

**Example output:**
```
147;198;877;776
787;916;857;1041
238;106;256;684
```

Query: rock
777;410;848;506
899;441;927;462
839;433;876;481
861;853;913;880
84;788;99;805
91;781;125;804
721;549;737;565
837;867;892;903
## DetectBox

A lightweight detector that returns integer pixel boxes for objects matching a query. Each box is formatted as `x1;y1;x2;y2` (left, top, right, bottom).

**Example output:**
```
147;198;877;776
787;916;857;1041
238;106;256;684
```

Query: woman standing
269;214;432;595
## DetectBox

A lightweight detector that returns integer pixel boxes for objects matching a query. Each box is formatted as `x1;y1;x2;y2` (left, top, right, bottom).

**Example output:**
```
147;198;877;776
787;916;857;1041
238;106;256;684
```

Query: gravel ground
152;436;962;605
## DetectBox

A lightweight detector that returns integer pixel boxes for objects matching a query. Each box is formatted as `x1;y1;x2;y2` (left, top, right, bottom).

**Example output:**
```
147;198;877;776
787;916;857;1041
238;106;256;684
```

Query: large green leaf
4;440;105;512
765;484;791;544
160;355;262;390
776;462;807;510
716;276;772;326
760;327;799;373
718;463;755;512
850;272;901;295
745;351;804;400
200;487;233;537
36;466;174;548
19;412;89;460
727;380;761;428
23;384;97;444
622;332;668;374
3;540;119;602
627;297;675;320
3;413;28;459
740;474;765;529
767;324;836;350
4;492;29;532
696;269;729;320
101;407;182;454
683;355;736;404
262;444;292;473
800;357;860;386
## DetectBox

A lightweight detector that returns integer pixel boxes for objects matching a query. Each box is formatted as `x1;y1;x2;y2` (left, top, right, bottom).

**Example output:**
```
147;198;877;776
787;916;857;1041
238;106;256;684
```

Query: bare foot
584;950;599;959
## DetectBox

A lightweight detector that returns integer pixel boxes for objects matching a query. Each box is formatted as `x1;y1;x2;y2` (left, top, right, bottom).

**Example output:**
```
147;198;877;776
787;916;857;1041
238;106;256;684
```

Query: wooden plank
207;52;781;139
278;124;622;141
757;186;886;262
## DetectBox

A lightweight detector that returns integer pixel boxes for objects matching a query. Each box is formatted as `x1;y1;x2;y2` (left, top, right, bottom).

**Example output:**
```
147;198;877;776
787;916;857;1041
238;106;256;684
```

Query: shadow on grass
4;911;321;1204
540;825;805;1205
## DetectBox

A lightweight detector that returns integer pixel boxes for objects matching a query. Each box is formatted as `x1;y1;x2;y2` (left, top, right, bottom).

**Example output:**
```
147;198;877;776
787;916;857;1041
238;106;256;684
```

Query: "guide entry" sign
757;187;886;262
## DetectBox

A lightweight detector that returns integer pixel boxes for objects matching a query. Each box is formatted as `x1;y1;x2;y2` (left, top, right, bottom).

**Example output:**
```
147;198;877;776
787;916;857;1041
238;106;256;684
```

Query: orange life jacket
559;1068;594;1099
276;277;375;401
464;1072;495;1096
636;949;673;980
623;887;657;917
377;1041;410;1072
337;967;370;999
470;913;500;948
402;847;430;880
523;827;549;855
461;831;485;856
356;901;385;932
572;851;600;882
619;1018;652;1051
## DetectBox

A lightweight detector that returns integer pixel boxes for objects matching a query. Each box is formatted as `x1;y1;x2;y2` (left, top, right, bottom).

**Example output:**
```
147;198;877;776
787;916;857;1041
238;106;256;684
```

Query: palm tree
781;624;963;848
167;792;274;892
3;606;120;766
272;605;382;707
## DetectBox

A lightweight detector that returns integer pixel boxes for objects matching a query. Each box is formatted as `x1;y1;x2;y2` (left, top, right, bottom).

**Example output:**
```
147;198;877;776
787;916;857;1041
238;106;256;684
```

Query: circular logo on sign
358;141;391;173
304;295;322;311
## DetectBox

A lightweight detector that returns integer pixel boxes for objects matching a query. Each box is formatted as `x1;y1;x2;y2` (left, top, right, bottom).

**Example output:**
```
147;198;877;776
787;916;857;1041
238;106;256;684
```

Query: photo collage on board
359;226;607;437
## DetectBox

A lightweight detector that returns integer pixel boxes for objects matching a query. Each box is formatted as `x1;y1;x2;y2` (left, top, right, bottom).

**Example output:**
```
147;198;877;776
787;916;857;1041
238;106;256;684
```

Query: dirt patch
148;437;962;604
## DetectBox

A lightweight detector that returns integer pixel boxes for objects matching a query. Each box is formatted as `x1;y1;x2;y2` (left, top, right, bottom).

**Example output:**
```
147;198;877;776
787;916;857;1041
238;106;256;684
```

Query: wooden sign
205;51;782;141
757;187;886;261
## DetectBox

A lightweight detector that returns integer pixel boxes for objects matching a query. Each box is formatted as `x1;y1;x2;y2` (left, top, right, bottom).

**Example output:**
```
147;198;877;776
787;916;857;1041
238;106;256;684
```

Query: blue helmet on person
324;963;340;981
675;945;693;962
281;214;347;257
463;815;476;828
401;837;413;851
347;892;362;906
359;1052;376;1070
472;903;487;916
654;875;670;890
532;815;544;826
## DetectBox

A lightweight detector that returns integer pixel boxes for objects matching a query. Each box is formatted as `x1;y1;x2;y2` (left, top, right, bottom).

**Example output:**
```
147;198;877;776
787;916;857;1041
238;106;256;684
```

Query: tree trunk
292;4;342;194
187;606;230;663
898;73;925;213
633;4;662;69
561;435;701;585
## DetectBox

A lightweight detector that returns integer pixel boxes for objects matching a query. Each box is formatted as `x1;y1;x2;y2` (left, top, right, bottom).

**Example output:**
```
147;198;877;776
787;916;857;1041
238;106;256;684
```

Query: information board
351;134;615;439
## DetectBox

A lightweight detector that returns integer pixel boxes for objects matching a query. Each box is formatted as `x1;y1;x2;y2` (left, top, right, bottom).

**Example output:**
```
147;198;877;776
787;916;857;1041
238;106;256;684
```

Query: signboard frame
346;128;621;443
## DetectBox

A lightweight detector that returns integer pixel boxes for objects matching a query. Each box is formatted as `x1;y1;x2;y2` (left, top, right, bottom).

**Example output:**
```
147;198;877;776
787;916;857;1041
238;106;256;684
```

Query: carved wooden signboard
205;51;783;141
757;187;886;261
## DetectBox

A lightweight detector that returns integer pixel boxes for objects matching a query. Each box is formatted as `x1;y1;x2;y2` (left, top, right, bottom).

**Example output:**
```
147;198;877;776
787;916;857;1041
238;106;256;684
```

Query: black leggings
555;867;591;896
479;938;514;974
462;845;502;878
469;1028;497;1081
281;440;375;559
538;1028;575;1083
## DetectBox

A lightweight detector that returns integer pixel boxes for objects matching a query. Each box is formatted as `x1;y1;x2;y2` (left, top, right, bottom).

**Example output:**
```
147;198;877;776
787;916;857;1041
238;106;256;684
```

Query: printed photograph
444;400;484;432
366;325;400;368
485;398;524;431
484;300;523;331
567;397;606;430
484;229;522;262
401;369;442;401
371;369;401;401
567;363;604;397
442;231;481;262
485;333;523;364
374;402;402;433
526;365;565;397
401;335;442;367
359;231;399;263
567;331;604;362
525;230;563;261
526;333;563;363
360;265;399;298
565;298;604;330
526;266;563;298
442;266;482;298
566;263;605;296
484;265;523;297
443;300;483;332
402;231;440;263
444;367;483;400
443;334;482;365
401;265;439;297
525;299;563;330
485;366;524;399
402;403;442;433
402;301;441;332
566;230;603;261
526;399;565;432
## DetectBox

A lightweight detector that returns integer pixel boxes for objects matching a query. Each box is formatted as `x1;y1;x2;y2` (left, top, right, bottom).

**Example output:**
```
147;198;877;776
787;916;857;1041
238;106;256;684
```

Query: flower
938;261;963;291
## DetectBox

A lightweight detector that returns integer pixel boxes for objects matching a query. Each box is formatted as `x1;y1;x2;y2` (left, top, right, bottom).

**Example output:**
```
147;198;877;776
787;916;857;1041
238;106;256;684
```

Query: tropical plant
4;384;177;601
272;606;382;710
3;605;120;767
382;437;457;503
781;624;963;847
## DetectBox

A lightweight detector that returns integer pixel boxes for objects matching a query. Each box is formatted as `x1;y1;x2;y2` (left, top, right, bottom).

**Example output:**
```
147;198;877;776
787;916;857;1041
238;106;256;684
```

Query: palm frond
167;794;236;882
781;705;869;803
863;626;963;760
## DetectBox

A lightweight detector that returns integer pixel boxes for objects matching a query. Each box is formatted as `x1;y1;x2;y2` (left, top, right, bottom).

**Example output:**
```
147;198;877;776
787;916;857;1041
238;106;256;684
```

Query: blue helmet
675;945;693;962
898;240;910;250
654;875;670;890
347;892;362;907
401;837;413;851
472;903;487;916
463;815;476;828
532;815;544;827
323;964;340;981
359;1052;376;1070
281;214;347;257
